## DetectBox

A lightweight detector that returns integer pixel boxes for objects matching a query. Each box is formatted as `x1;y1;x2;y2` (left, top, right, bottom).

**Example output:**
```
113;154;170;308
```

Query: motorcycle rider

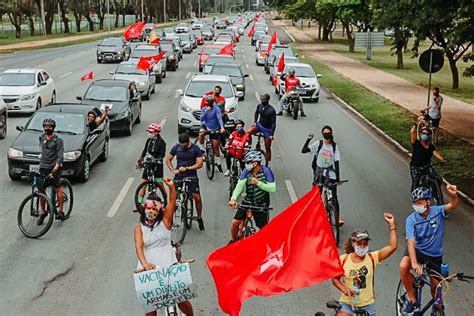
277;68;306;117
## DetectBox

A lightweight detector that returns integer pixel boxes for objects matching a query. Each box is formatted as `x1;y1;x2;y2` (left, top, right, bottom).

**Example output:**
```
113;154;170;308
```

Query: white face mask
354;245;369;257
245;162;254;171
413;204;428;214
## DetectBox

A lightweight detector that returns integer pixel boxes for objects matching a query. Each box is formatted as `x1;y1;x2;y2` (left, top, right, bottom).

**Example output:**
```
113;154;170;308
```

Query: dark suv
96;37;131;63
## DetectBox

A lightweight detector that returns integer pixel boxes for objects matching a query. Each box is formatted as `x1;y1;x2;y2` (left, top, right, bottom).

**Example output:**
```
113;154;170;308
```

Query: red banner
80;71;93;81
124;21;145;41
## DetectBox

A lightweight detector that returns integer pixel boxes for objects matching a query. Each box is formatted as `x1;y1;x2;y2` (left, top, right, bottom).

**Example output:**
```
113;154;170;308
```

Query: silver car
129;44;167;84
110;61;156;100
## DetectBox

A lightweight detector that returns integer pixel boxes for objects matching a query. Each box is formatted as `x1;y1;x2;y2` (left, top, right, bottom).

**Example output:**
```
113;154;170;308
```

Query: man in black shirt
247;93;276;165
87;106;109;133
410;124;445;191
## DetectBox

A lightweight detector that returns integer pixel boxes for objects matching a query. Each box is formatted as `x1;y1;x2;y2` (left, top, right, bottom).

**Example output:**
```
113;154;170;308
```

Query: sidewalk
274;21;474;145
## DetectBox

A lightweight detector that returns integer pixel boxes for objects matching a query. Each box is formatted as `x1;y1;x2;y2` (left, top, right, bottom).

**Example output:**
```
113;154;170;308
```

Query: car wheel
8;170;21;181
163;69;167;78
143;87;150;100
99;138;109;162
314;97;319;103
151;84;156;94
0;113;6;139
50;91;56;104
124;116;133;136
36;98;42;111
97;58;102;64
156;74;162;84
136;106;142;124
78;155;91;182
171;63;177;71
178;124;187;134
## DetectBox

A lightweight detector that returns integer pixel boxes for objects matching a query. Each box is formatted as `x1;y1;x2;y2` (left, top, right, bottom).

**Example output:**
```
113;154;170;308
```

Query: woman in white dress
134;177;194;316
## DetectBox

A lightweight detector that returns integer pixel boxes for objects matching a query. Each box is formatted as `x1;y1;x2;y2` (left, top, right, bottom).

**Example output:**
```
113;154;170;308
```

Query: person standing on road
134;177;194;316
199;96;225;172
247;93;276;166
166;133;205;231
331;213;398;316
38;118;65;224
422;87;443;143
277;68;306;117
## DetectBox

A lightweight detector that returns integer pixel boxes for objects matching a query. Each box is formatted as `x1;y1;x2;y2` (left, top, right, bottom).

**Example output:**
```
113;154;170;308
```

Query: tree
315;0;338;41
71;0;84;32
4;0;24;38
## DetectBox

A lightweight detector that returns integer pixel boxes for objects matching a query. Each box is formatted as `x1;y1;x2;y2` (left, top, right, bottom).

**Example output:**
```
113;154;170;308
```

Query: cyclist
224;119;251;176
134;177;194;316
137;123;166;204
410;123;445;191
420;87;443;143
228;150;276;243
198;96;225;172
399;185;459;313
301;125;344;225
277;68;306;117
331;213;398;316
37;118;65;224
166;133;205;231
87;106;109;133
247;93;276;165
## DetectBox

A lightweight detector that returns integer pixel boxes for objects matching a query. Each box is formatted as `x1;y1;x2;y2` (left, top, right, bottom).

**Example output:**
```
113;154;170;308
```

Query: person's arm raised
162;177;176;229
378;213;398;262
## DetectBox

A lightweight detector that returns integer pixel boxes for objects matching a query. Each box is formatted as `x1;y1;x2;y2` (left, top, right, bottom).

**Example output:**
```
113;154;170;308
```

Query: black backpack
311;140;337;172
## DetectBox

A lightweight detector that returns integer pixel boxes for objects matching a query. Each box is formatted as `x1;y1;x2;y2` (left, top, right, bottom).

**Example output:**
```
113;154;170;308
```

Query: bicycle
314;300;369;315
171;178;196;245
134;154;167;210
414;162;445;205
395;265;473;315
17;171;73;239
252;132;267;166
227;151;247;201
194;130;220;180
234;203;272;240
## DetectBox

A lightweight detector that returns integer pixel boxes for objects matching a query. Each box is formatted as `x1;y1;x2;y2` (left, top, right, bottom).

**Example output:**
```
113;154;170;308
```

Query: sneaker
224;170;230;177
276;111;283;116
37;213;47;225
216;164;223;172
301;112;307;117
55;212;65;221
197;217;205;231
402;300;416;314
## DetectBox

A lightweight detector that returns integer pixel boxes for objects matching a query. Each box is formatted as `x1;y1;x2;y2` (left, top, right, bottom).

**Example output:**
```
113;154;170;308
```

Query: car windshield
130;48;158;58
192;30;202;36
0;73;35;86
101;38;122;46
84;85;127;102
186;81;233;98
178;34;190;42
160;44;174;52
211;66;241;77
202;27;212;32
27;112;85;135
115;64;146;75
206;56;234;65
203;47;221;55
271;48;293;58
292;66;316;78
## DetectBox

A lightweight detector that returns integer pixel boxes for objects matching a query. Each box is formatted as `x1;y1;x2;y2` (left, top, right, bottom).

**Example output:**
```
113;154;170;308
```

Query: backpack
341;253;376;300
311;140;337;172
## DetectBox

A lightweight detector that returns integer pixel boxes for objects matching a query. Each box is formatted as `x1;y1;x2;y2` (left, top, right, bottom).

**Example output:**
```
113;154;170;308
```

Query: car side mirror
16;125;24;132
76;96;83;101
176;89;183;97
39;81;47;87
244;74;249;78
317;74;322;78
235;91;244;98
109;71;114;75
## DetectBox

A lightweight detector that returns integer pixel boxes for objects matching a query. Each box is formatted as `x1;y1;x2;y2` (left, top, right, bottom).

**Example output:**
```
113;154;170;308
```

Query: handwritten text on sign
134;263;197;313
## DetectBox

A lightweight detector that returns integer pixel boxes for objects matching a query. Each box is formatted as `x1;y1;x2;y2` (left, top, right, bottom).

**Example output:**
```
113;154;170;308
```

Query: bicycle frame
412;273;444;315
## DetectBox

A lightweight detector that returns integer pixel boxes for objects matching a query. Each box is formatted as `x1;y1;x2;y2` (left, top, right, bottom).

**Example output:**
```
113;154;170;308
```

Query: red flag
277;52;285;73
124;21;145;41
218;44;234;56
136;56;153;70
80;71;93;81
151;51;166;63
206;188;343;315
247;24;255;38
268;31;277;53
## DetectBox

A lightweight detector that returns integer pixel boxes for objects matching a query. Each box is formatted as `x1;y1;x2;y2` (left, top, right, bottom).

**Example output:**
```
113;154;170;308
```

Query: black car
209;63;248;100
97;37;131;64
77;79;142;136
7;104;110;182
0;100;6;139
160;42;180;71
201;27;214;40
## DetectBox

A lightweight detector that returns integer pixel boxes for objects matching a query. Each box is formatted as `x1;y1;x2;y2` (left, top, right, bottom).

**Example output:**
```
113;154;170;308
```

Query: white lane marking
160;117;167;128
246;63;249;69
243;54;246;59
255;91;259;101
193;61;197;66
107;177;134;217
185;72;191;79
285;180;298;203
58;71;72;79
249;74;254;81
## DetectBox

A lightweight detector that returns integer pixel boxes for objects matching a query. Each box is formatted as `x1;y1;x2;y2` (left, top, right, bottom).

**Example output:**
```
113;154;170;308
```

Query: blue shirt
405;205;447;257
200;105;223;131
169;143;202;180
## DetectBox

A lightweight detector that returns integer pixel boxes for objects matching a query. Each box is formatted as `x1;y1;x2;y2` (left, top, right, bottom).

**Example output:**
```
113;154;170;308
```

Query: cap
351;230;371;242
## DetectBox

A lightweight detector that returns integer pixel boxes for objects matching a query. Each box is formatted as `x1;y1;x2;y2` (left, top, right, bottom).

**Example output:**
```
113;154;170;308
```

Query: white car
110;61;156;100
192;21;204;30
0;69;56;113
176;74;243;134
278;63;322;103
128;44;167;84
270;55;300;83
175;23;190;33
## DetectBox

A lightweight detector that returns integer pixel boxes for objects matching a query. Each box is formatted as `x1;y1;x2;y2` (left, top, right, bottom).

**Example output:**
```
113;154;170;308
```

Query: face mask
236;127;244;134
354;245;369;257
322;133;332;140
245;162;254;171
420;134;430;142
145;208;158;220
413;204;428;214
44;128;54;135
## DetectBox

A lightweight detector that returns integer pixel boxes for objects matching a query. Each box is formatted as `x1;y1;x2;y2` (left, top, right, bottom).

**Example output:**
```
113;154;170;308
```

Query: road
0;26;473;315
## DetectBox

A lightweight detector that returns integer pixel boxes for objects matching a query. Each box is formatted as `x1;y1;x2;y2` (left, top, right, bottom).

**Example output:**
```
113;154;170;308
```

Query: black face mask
44;128;54;135
322;132;332;140
261;101;269;106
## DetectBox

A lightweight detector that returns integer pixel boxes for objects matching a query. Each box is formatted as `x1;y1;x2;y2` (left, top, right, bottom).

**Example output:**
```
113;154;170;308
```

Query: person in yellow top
332;213;398;315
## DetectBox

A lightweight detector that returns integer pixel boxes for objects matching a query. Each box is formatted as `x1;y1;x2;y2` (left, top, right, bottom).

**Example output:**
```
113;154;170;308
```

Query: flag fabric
218;44;234;56
277;52;285;73
151;51;166;63
124;21;145;41
247;24;255;38
80;71;93;81
149;30;160;44
268;31;277;53
136;56;153;70
206;187;343;316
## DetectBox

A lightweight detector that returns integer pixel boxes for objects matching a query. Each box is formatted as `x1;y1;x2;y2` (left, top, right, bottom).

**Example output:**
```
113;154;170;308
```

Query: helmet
411;187;432;201
147;123;161;133
289;89;297;95
42;118;56;127
244;150;263;163
288;68;295;76
260;93;270;102
234;119;245;127
205;95;215;106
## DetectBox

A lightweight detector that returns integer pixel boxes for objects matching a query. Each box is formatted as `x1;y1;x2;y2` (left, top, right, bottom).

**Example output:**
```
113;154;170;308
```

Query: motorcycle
283;89;303;120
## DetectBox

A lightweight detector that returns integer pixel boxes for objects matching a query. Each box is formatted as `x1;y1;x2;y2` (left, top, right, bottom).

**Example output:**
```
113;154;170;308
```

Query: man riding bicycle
224;119;251;176
38;118;65;224
228;150;276;243
277;68;306;117
399;185;459;313
198;96;225;172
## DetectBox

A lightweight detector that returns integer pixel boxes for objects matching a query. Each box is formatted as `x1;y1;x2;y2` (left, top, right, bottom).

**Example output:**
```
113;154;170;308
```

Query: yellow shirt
339;251;380;307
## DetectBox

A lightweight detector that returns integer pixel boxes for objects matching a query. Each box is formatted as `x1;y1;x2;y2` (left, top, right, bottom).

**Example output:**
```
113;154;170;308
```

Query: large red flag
80;71;93;81
218;44;234;56
268;31;277;53
247;24;255;38
124;21;145;41
151;51;166;63
277;52;285;73
206;187;343;315
136;56;153;70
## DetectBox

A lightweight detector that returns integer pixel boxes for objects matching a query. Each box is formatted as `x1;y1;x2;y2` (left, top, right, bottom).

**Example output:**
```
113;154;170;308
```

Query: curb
324;87;474;206
279;26;295;44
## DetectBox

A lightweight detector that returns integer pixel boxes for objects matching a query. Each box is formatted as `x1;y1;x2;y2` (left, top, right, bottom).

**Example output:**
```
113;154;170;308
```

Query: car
254;22;268;33
8;104;110;182
0;98;6;139
177;33;193;53
96;37;131;63
277;63;322;102
198;45;225;71
269;55;300;83
227;26;241;42
175;23;190;33
256;34;279;51
191;30;205;45
176;74;243;133
251;30;266;46
256;43;270;66
203;54;235;74
201;26;214;40
0;69;56;114
215;21;227;29
192;21;204;29
160;42;180;71
265;45;295;74
209;63;248;100
215;34;236;47
110;61;156;100
162;37;183;61
189;33;198;49
77;79;142;136
129;44;167;83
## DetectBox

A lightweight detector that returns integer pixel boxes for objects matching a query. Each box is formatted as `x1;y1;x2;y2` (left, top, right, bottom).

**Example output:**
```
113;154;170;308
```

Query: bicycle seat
254;132;265;137
326;301;341;310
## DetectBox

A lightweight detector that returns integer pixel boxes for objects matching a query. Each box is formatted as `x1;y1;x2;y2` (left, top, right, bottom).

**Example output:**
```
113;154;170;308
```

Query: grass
0;30;112;46
297;48;474;198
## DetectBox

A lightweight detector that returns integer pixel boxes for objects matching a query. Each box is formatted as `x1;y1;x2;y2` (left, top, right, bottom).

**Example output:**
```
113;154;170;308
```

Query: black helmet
234;119;245;127
260;93;270;102
205;95;215;106
42;118;56;127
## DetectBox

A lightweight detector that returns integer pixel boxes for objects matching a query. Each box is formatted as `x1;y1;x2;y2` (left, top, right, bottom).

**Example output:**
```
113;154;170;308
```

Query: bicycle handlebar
235;203;273;211
322;179;348;188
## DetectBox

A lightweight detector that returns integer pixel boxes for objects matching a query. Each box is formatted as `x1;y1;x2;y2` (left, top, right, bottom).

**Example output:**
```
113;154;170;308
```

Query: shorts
403;248;442;274
430;116;441;127
201;127;221;141
39;167;61;188
339;302;376;316
174;177;200;194
233;207;269;229
256;122;273;139
141;166;164;180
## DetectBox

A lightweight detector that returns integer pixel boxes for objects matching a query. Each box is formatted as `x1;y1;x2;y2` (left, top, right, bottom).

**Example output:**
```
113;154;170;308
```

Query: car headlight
138;81;146;86
8;147;23;158
116;110;130;120
63;150;81;161
21;93;37;101
179;101;192;112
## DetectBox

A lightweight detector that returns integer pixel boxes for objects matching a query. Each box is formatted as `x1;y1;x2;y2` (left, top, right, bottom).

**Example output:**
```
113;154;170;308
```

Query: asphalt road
0;26;473;315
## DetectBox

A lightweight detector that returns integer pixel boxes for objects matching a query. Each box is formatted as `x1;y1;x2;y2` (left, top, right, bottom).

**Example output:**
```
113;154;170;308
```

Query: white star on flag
260;243;284;274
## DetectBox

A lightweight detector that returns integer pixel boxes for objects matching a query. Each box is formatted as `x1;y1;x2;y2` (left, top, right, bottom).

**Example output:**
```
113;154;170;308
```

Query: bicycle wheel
395;280;408;316
206;146;215;180
171;193;187;244
49;179;74;220
243;219;255;238
18;192;55;238
185;192;194;229
134;180;167;210
327;201;340;245
432;306;445;316
228;169;238;200
431;181;444;205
